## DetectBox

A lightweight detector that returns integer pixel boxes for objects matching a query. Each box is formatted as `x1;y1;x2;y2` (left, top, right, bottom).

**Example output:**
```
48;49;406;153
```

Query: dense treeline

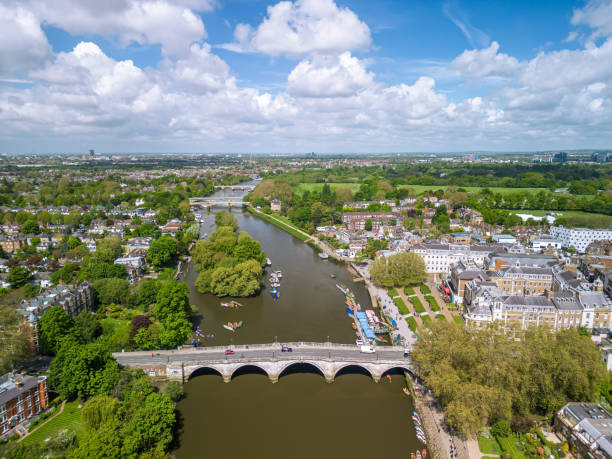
192;211;267;297
264;162;612;191
411;322;609;436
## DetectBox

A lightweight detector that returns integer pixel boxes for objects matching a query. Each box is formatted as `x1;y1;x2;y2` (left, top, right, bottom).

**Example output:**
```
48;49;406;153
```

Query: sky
1;0;612;153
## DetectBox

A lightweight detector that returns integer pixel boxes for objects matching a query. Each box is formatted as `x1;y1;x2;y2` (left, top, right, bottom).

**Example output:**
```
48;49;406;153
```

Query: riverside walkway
113;342;413;384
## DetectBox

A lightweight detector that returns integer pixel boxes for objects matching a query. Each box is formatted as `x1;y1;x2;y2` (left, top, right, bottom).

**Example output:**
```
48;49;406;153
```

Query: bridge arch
188;365;224;381
277;361;326;381
333;364;374;381
230;364;270;381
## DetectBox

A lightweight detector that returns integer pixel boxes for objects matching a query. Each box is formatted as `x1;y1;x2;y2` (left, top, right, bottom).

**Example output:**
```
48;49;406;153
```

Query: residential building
550;226;612;253
411;243;501;275
492;233;517;245
124;237;153;254
0;235;27;253
555;403;612;459
0;372;48;438
270;200;281;211
17;283;94;351
161;219;181;236
485;252;558;271
114;256;144;269
342;212;396;231
531;237;563;251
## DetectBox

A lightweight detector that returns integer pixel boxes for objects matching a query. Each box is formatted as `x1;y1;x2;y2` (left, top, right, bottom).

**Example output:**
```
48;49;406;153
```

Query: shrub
164;381;184;402
491;420;512;438
411;297;425;314
420;284;431;294
511;415;535;434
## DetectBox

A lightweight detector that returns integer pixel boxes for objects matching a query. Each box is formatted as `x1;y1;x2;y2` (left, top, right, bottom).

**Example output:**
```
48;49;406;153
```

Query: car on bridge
224;349;234;355
360;345;375;354
281;346;292;352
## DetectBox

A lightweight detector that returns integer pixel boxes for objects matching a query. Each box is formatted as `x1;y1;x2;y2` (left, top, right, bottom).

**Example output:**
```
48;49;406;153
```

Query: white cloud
166;43;232;92
0;4;51;75
287;52;374;97
442;1;490;48
28;0;207;56
220;0;371;56
452;41;521;79
571;0;612;40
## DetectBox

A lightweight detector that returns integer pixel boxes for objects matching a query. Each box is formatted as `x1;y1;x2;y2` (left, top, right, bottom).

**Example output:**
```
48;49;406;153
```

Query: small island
192;211;267;297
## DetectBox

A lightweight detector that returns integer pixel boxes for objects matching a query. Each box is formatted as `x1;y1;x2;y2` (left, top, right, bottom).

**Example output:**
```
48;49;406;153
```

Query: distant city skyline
1;0;612;153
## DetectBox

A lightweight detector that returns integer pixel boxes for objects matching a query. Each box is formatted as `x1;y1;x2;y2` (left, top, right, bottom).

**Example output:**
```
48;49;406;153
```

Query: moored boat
231;300;243;307
402;387;410;396
266;257;272;266
237;321;243;328
416;451;422;459
223;324;234;331
220;302;233;308
422;449;427;458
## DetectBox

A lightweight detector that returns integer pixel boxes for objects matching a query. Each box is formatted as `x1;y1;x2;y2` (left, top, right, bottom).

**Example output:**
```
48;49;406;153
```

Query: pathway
425;283;454;321
398;287;424;327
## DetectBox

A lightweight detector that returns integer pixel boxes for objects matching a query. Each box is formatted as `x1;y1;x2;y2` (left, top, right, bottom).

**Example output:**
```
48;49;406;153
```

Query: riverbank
246;206;310;242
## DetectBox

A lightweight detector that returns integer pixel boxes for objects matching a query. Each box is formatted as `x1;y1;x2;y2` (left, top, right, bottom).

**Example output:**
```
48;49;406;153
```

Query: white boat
223;324;234;331
266;258;272;266
318;252;328;259
274;270;282;278
271;282;280;288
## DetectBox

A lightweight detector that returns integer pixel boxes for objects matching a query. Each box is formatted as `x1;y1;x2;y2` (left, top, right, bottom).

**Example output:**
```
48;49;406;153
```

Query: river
175;183;424;458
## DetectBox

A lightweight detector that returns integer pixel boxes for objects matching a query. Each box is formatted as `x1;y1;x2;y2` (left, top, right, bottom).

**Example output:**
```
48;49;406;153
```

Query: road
113;342;410;366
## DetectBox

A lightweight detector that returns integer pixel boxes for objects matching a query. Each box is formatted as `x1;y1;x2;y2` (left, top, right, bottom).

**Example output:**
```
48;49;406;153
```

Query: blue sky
1;0;612;153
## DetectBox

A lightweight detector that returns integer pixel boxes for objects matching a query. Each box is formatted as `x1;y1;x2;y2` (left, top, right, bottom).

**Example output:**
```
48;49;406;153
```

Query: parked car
224;349;234;355
360;345;375;354
281;346;292;352
403;349;411;357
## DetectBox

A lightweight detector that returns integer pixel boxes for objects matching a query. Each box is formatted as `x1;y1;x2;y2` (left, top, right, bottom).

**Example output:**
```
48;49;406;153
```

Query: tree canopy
411;321;608;436
369;252;426;287
192;212;266;297
146;235;179;268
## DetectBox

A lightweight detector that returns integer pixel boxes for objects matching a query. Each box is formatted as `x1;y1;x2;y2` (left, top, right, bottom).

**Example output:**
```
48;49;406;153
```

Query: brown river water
175;185;424;458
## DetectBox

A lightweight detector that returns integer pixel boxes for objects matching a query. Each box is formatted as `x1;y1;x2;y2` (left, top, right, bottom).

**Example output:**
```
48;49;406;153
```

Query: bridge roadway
213;185;255;191
113;342;413;384
189;197;250;207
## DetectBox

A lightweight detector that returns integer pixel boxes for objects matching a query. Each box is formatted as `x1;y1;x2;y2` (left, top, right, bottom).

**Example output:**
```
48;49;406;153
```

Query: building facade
0;372;48;438
550;226;612;253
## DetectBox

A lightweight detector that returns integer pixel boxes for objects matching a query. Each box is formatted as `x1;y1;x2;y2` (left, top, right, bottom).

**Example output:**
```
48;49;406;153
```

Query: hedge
410;296;426;314
393;296;410;315
425;295;441;312
420;284;431;294
405;316;418;332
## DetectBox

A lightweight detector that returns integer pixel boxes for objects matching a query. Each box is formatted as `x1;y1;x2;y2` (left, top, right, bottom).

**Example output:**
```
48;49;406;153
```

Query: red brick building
0;372;48;438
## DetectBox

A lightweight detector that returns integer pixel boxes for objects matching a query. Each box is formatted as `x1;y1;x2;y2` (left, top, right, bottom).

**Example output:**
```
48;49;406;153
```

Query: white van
360;345;375;354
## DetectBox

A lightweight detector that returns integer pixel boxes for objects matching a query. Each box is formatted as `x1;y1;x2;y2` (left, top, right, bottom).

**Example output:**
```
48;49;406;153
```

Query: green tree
93;278;130;305
159;313;191;348
74;311;102;343
364;218;373;231
49;339;120;400
40;305;74;355
96;236;123;258
51;262;79;285
369;252;426;287
214;210;238;230
21;220;40;234
0;305;32;373
155;279;191;322
164;381;184;402
136;279;160;309
146;236;179;268
7;265;31;288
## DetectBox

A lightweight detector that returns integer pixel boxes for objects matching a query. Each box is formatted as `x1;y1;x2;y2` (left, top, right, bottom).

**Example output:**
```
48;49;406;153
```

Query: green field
405;317;418;332
452;315;464;324
478;434;502;455
496;435;526;458
294;182;361;194
399;185;549;195
21;401;84;446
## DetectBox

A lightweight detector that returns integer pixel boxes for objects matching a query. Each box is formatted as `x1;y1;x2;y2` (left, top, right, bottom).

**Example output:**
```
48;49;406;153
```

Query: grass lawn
421;315;432;327
405;317;418;332
419;284;431;294
436;314;446;321
425;295;440;312
410;296;426;314
478;434;502;455
452;315;464;324
497;435;527;458
404;287;416;296
399;185;549;195
247;207;310;242
392;296;410;315
21;401;84;446
294;182;362;194
388;288;399;297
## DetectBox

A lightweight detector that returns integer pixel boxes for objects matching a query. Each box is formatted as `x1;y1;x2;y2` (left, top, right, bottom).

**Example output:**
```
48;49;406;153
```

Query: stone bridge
189;197;251;208
113;342;413;384
213;185;255;191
